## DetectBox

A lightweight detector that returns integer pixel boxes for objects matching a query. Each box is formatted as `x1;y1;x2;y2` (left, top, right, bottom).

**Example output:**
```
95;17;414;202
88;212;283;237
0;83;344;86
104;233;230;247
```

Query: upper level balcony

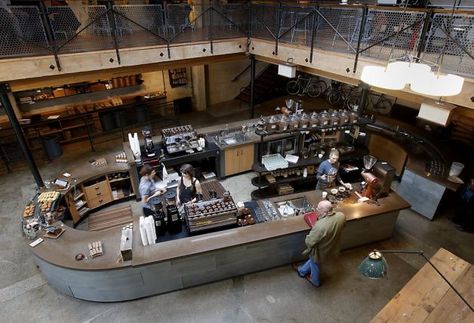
0;1;473;107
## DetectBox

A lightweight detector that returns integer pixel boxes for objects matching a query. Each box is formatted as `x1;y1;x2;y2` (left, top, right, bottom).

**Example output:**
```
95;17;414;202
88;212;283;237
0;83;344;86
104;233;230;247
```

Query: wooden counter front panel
84;180;112;208
224;144;255;176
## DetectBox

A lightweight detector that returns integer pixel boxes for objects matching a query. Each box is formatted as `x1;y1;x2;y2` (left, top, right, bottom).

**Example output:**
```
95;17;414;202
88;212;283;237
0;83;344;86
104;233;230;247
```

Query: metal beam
0;84;44;188
250;54;256;119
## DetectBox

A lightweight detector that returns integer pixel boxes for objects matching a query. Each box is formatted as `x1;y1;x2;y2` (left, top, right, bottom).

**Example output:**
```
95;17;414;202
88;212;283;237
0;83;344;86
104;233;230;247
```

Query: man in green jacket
297;200;346;286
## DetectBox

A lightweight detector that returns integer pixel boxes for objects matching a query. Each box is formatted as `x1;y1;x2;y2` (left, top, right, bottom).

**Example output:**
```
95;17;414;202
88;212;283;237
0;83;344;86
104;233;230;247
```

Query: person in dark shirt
453;178;474;232
316;148;350;190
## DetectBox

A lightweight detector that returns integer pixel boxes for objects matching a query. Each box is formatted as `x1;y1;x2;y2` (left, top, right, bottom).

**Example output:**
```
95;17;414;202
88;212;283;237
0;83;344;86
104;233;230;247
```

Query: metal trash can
42;135;62;160
99;111;117;131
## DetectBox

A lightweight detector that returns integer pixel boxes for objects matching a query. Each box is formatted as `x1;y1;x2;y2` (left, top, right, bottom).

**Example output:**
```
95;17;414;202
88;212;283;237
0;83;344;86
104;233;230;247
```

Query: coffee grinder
142;127;156;158
361;155;379;200
164;191;181;234
149;197;167;236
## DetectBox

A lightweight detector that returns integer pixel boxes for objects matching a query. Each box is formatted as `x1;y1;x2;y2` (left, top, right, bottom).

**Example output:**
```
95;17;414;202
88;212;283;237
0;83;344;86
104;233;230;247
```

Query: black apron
179;178;196;204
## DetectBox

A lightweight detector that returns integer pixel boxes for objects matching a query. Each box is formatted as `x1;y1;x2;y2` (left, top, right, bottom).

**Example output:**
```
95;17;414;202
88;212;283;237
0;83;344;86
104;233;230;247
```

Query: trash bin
136;104;149;124
42;135;62;160
99;111;117;131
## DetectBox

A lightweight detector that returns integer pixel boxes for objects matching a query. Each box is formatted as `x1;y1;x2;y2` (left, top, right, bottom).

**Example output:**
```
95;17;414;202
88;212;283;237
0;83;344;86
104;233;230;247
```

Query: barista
139;164;166;216
176;164;202;206
316;149;350;190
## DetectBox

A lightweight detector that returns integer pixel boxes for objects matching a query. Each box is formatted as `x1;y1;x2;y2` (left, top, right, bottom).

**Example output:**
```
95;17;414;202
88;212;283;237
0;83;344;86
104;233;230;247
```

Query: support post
353;6;368;73
0;84;44;188
416;11;432;59
250;54;256;119
107;1;121;65
358;82;369;116
309;9;317;64
274;1;282;56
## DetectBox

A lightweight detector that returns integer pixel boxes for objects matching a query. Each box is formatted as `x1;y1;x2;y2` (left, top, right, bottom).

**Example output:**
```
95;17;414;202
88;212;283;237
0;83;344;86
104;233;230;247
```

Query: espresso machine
142;127;156;158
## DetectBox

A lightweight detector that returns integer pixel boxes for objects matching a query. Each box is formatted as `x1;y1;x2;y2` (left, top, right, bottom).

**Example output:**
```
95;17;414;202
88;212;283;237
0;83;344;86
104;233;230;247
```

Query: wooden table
372;248;474;322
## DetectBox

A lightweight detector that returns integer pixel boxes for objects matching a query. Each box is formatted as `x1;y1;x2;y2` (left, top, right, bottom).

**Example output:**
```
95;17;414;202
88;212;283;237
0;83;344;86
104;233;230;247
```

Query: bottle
303;167;308;178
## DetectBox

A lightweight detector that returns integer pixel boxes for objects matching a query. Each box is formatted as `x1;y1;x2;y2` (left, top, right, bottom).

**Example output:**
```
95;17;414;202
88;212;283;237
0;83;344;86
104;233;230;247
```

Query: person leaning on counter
176;164;203;207
139;164;166;217
316;148;351;190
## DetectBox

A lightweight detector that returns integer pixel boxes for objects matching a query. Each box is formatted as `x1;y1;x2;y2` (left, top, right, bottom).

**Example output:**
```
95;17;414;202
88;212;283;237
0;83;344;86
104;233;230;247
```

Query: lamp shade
386;61;431;85
358;251;388;279
361;66;406;90
411;72;464;97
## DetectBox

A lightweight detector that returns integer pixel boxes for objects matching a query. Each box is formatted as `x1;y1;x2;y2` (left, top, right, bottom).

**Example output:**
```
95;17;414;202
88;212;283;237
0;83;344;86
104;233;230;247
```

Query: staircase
236;65;287;104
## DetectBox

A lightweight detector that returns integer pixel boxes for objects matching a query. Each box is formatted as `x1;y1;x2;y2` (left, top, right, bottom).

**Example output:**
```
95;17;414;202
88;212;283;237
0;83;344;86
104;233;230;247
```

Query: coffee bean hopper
164;191;181;234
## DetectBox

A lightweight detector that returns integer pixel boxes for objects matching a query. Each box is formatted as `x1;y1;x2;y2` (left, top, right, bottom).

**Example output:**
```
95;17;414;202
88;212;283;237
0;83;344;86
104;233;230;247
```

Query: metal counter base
34;210;401;302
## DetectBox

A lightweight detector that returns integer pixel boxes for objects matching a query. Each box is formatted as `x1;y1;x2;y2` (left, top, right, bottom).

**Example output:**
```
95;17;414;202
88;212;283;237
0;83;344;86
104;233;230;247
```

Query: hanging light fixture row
361;60;465;97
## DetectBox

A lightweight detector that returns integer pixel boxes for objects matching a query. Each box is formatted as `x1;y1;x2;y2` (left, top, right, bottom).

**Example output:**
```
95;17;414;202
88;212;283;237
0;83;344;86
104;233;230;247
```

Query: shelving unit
64;171;135;225
251;118;372;199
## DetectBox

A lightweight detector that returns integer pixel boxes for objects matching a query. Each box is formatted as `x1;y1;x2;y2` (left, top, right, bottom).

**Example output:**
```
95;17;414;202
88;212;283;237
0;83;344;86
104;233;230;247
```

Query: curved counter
32;188;409;302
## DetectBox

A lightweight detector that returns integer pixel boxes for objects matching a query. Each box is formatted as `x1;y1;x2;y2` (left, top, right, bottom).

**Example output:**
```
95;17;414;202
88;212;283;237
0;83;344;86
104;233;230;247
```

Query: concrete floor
1;99;473;323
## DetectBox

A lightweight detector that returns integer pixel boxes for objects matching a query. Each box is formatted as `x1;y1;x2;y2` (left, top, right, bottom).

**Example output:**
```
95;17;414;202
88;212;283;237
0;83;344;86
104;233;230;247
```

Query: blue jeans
298;257;320;287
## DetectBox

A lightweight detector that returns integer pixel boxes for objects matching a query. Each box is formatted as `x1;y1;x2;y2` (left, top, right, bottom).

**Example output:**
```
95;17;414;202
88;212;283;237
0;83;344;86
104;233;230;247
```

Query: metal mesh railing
0;6;49;57
313;7;363;54
0;3;473;79
360;9;426;60
113;4;167;48
53;5;114;54
250;4;278;41
422;13;474;77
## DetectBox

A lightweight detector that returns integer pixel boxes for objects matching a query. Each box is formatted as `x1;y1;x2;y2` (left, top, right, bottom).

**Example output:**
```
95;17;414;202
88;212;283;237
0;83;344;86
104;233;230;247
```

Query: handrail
0;2;472;79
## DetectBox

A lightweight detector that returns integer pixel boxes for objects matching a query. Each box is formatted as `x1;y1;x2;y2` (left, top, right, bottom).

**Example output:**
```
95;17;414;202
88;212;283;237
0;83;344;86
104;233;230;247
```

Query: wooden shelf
251;175;316;188
253;156;322;173
73;192;84;201
109;177;130;183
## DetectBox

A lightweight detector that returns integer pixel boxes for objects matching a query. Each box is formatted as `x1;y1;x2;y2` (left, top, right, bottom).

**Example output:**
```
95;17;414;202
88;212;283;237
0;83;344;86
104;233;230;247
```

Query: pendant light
361;65;406;90
360;0;464;97
411;72;464;97
410;0;464;97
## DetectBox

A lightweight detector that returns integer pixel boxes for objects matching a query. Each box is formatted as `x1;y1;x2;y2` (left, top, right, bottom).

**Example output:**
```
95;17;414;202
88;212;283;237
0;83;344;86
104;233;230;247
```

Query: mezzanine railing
0;1;472;78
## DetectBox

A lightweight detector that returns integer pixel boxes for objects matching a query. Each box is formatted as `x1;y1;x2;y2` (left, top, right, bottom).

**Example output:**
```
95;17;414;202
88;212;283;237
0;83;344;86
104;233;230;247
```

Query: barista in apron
176;164;203;212
316;149;350;190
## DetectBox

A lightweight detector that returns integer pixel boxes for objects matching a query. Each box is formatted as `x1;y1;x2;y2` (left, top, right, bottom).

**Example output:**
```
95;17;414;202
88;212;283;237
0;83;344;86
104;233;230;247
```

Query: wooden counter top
372;248;473;322
55;152;131;194
30;189;410;271
406;156;461;192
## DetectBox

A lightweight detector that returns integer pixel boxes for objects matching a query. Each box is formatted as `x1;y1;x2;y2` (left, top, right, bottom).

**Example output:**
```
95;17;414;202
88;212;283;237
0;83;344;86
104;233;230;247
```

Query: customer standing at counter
176;164;203;207
316;149;350;190
296;200;346;287
139;164;166;216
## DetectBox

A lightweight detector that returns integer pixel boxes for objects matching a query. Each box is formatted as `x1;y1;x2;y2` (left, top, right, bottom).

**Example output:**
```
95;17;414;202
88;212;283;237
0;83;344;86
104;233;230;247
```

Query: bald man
296;200;346;286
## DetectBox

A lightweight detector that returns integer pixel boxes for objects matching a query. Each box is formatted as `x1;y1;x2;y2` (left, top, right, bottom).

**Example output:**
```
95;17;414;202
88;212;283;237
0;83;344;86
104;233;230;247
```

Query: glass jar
319;110;330;127
310;112;319;128
299;113;310;129
339;110;350;125
267;115;279;132
330;111;340;126
279;115;289;132
289;115;300;130
349;111;358;124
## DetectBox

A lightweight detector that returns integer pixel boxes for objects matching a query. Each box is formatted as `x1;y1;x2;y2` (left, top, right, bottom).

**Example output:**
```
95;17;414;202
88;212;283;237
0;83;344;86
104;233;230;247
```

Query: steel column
0;84;44;188
250;54;256;119
353;6;368;73
274;1;282;56
358;82;369;116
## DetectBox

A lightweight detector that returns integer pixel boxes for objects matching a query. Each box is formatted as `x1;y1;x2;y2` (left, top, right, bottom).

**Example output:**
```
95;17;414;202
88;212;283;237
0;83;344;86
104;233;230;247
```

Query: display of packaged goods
184;197;238;233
